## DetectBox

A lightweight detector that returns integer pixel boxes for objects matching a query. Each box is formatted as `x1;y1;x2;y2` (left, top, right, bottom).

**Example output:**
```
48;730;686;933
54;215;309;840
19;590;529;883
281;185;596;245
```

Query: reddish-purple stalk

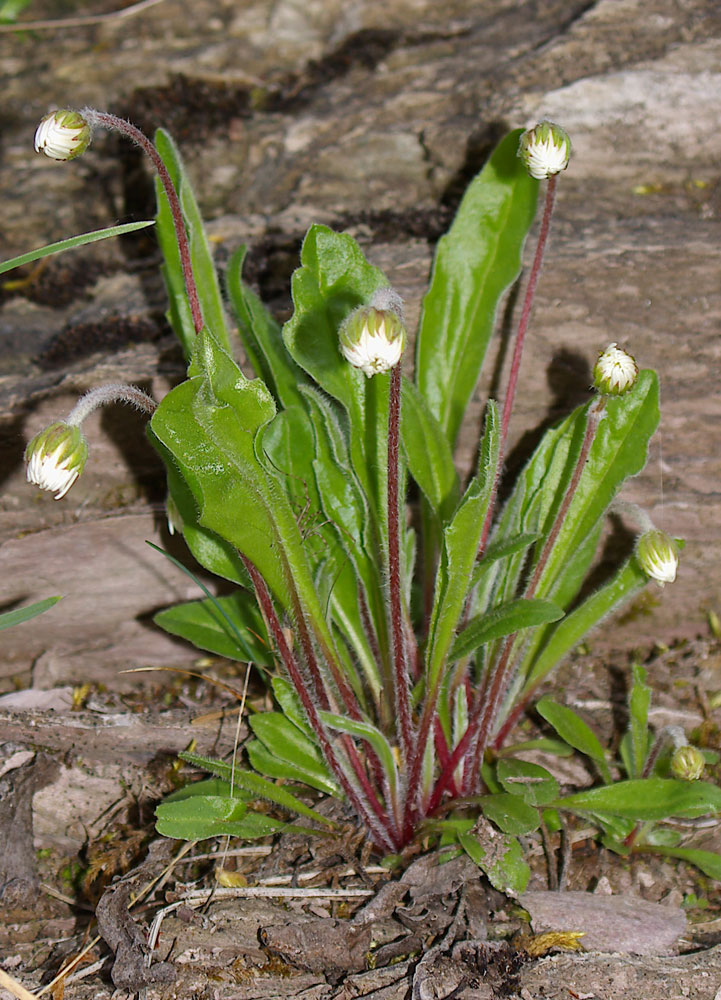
291;596;363;720
241;554;399;851
465;396;607;792
82;108;204;336
291;589;390;807
418;178;571;805
387;364;415;766
524;396;605;599
477;175;558;559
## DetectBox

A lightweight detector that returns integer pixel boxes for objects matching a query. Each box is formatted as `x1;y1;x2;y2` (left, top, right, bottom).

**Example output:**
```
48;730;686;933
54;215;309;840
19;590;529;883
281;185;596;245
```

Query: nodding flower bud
25;421;88;500
518;121;571;180
593;343;638;396
670;744;705;782
34;110;92;161
636;529;679;586
339;303;406;378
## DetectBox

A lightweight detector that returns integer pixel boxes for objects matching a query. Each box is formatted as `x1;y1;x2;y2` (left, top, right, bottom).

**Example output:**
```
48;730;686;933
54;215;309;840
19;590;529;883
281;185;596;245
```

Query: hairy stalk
387;364;414;764
470;396;607;779
291;596;362;719
81;108;203;336
430;395;606;806
524;396;606;599
477;175;558;558
242;554;397;851
66;383;156;424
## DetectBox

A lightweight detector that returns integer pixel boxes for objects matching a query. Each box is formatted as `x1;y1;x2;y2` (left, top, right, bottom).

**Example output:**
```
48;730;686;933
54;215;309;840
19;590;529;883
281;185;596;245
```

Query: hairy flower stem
387;364;414;765
478;396;607;763
67;383;157;424
477;175;558;559
241;554;398;851
431;396;607;806
526;395;606;597
81;108;203;336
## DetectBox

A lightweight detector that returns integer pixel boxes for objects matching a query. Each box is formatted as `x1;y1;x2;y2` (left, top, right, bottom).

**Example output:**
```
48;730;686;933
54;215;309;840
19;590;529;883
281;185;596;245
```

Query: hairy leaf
416;129;538;448
555;778;721;821
536;696;612;784
450;598;563;662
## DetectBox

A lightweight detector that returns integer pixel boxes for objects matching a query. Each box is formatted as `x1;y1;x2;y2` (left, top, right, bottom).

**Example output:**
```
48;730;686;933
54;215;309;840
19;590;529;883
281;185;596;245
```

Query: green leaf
153;589;271;664
450;598;563;662
416;129;538;448
400;377;459;523
533;373;660;604
426;402;499;693
647;846;721;880
151;330;336;660
555;778;721;821
272;676;314;738
282;225;391;536
0;596;61;631
522;556;648;696
246;740;341;797
0;0;33;25
628;663;651;779
498;737;574;758
0;222;155;276
226;245;308;408
458;820;530;894
154;128;230;356
156;784;249;840
180;751;334;826
156;780;288;840
536;696;612;784
478;793;541;835
470;533;539;588
496;758;559;806
249;713;340;796
319;710;400;806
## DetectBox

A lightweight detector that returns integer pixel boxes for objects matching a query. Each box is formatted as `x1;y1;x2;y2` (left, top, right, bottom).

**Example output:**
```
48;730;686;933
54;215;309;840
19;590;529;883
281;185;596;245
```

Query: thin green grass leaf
0;222;154;276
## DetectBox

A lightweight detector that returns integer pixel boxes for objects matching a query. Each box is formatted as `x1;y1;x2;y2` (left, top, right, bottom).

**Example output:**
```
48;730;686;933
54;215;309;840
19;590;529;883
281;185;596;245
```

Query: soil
2;0;721;997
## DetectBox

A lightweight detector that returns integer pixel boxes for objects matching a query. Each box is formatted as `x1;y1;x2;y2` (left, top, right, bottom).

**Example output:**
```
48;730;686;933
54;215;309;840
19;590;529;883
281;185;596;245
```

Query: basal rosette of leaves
20;112;720;891
138;127;721;890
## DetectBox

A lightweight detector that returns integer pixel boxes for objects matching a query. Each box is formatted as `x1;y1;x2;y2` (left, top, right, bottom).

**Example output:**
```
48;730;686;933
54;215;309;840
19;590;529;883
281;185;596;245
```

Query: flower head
25;421;88;499
339;305;406;377
671;745;705;782
34;110;92;161
593;343;638;396
636;529;679;586
518;121;571;180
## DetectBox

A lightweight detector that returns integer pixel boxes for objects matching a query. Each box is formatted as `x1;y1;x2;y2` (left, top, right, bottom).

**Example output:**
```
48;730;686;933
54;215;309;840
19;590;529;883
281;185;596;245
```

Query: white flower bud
25;421;88;499
339;305;406;378
670;745;705;782
593;343;638;396
636;529;679;587
518;121;571;180
34;110;92;161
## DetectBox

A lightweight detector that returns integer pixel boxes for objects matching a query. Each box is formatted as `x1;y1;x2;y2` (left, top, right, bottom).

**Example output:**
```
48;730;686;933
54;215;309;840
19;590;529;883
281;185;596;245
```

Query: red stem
476;398;607;765
525;396;605;600
241;555;397;851
85;109;204;336
477;175;558;558
387;364;414;764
